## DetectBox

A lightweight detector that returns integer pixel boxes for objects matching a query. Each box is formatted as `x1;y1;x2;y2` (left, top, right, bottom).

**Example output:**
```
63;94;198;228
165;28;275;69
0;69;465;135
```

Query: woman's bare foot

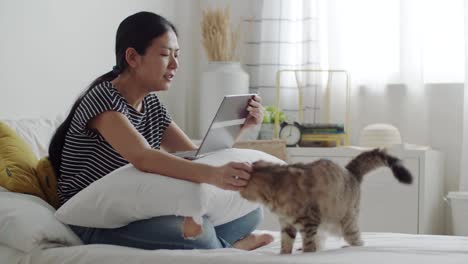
233;233;274;250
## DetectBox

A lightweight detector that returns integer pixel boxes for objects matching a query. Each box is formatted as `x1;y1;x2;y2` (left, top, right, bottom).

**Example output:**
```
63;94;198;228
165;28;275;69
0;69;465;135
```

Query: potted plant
258;106;286;139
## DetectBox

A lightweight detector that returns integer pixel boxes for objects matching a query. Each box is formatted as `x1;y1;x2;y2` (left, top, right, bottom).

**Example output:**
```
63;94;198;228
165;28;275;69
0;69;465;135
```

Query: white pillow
0;192;82;253
55;148;286;228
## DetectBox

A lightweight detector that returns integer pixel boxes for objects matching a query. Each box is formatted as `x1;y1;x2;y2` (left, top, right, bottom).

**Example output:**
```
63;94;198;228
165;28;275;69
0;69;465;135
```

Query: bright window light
422;0;465;83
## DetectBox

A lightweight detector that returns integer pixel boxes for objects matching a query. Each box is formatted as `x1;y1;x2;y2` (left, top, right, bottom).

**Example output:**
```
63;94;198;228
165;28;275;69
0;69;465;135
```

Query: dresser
258;145;445;235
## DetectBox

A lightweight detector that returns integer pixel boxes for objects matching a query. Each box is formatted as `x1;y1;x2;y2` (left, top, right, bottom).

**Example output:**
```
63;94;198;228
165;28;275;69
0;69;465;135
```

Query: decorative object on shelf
201;6;240;62
359;123;402;148
199;62;249;137
199;6;248;138
273;69;351;147
279;121;345;147
279;122;301;147
258;106;286;140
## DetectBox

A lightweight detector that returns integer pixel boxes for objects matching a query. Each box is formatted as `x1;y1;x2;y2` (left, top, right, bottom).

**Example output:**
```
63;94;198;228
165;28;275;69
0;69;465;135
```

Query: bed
1;231;467;264
1;118;467;264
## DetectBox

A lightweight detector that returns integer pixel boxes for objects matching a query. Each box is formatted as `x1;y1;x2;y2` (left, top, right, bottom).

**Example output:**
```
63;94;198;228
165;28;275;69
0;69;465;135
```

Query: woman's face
135;30;179;91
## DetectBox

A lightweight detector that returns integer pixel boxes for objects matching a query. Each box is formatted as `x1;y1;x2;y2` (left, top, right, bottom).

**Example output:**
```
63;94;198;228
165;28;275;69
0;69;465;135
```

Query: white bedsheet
0;243;23;264
14;232;468;264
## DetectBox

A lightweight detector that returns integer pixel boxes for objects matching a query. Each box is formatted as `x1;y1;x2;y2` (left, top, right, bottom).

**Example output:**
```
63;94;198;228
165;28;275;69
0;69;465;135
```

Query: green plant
262;106;286;124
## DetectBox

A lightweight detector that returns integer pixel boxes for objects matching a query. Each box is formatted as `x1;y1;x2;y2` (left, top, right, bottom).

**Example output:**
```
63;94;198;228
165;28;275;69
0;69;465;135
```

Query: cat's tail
345;148;412;184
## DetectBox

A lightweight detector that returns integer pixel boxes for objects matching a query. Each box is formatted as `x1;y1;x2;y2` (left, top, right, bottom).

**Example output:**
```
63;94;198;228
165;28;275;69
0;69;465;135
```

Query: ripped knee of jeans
183;217;203;239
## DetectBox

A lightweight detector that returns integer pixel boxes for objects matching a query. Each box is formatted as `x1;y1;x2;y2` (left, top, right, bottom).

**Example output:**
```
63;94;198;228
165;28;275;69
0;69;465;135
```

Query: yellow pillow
36;157;60;209
0;121;47;201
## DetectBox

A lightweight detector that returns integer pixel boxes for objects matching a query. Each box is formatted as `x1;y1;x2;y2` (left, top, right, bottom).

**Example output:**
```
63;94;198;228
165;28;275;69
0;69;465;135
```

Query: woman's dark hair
48;12;177;177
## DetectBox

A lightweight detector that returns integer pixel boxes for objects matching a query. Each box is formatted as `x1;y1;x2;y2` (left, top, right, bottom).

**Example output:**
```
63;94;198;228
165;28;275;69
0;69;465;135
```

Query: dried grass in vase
202;6;240;61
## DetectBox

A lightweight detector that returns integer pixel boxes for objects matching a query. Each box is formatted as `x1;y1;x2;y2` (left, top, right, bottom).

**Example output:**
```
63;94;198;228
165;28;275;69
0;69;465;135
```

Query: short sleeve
69;84;127;136
159;99;172;130
148;93;172;132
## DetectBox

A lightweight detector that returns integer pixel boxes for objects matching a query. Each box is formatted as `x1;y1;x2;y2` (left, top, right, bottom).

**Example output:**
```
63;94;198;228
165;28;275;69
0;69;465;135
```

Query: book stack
294;122;345;135
294;122;345;147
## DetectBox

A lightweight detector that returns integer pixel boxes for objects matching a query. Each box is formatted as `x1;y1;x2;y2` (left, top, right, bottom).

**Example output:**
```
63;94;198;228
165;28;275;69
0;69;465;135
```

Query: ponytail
48;71;117;177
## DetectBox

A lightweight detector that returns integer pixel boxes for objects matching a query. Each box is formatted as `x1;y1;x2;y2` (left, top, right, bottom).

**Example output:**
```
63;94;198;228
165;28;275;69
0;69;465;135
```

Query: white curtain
459;0;468;192
243;0;329;124
245;0;464;147
326;0;424;145
326;0;465;146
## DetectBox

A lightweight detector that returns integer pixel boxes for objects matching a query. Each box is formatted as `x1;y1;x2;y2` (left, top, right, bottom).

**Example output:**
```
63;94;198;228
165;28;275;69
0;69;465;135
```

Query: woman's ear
125;47;141;69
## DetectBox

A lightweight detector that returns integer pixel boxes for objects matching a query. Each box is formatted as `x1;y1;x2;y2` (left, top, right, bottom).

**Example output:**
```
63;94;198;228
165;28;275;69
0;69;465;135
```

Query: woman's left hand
243;95;264;129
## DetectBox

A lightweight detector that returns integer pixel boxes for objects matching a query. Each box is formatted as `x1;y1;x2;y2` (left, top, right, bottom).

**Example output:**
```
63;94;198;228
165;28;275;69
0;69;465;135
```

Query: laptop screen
197;94;255;155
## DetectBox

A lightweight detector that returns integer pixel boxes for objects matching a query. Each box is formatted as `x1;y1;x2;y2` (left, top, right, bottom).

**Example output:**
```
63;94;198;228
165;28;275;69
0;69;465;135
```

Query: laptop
173;94;256;160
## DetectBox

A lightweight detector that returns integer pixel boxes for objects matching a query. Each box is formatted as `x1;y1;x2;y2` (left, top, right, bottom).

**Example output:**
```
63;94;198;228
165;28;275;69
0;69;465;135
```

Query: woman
48;11;273;250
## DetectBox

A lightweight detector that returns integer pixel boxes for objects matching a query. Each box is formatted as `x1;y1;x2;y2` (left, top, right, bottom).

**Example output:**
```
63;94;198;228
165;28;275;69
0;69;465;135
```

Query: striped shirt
57;81;171;205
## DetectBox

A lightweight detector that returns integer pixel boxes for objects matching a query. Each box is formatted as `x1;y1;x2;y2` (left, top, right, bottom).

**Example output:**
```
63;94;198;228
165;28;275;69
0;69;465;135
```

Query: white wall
0;0;252;133
0;0;177;119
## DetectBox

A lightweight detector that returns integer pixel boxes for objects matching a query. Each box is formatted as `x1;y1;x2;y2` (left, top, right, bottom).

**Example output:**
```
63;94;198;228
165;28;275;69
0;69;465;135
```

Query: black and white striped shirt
57;81;171;205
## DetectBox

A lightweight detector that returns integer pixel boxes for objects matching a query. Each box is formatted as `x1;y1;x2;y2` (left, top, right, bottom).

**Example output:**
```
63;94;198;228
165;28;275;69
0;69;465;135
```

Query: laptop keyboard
173;150;197;157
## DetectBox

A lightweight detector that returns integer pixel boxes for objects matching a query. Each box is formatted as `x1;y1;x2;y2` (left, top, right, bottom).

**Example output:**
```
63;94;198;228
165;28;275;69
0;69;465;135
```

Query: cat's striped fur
240;148;412;254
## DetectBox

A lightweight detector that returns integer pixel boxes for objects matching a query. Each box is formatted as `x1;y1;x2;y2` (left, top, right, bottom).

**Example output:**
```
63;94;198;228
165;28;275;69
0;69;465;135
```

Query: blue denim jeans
69;208;262;250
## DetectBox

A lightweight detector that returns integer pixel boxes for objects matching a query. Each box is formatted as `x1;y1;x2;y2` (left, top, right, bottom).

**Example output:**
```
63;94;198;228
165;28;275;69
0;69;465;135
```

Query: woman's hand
242;95;264;129
207;162;252;191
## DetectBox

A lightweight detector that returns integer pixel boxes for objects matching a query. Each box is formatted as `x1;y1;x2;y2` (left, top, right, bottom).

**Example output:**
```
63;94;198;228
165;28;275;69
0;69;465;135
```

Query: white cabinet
259;146;445;235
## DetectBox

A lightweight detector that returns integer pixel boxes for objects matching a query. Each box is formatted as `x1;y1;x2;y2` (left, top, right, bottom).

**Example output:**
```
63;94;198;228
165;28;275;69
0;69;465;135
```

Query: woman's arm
160;121;198;152
89;111;251;191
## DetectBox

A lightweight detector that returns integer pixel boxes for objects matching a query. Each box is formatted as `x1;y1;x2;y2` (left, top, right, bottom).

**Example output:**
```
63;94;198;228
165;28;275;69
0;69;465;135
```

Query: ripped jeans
69;208;262;250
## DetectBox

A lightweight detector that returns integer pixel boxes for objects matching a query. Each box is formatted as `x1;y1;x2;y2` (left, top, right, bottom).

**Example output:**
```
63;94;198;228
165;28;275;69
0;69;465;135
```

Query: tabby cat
240;148;412;254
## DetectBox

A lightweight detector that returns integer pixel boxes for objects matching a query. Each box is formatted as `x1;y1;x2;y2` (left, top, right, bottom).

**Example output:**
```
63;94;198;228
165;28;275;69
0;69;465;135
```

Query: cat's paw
342;240;364;248
350;240;364;246
302;247;317;253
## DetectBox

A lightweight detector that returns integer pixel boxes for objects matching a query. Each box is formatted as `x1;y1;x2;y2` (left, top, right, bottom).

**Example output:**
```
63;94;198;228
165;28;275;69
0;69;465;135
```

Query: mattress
12;232;468;264
0;243;23;264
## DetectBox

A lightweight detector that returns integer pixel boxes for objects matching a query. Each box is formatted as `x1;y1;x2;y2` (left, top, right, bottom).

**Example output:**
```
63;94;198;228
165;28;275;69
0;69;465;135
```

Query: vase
199;61;249;138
